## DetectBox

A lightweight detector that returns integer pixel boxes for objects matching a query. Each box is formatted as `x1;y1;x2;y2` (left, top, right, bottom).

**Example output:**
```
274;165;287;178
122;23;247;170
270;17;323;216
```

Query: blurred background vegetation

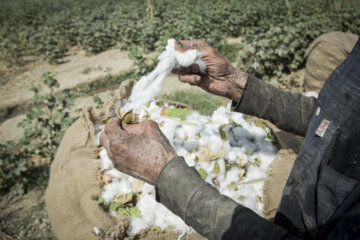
1;0;359;78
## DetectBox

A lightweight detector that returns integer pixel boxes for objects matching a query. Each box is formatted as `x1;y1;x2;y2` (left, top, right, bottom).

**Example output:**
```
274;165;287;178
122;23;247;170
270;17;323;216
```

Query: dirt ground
0;187;55;240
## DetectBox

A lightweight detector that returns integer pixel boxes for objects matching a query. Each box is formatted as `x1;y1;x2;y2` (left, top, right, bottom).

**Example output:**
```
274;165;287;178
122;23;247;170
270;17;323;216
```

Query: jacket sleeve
156;157;288;240
231;75;317;136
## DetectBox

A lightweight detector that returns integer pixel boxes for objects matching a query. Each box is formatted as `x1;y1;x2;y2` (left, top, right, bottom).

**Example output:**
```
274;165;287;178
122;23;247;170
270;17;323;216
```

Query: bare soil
0;187;55;240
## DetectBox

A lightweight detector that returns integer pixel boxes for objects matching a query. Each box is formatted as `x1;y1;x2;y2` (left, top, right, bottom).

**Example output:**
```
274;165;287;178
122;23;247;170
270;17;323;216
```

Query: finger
175;40;186;52
172;63;201;75
178;74;202;85
143;119;160;131
175;39;207;52
122;122;146;135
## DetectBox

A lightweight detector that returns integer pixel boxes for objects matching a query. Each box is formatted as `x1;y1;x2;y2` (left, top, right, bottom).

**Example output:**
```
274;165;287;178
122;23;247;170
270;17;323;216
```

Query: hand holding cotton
123;39;206;113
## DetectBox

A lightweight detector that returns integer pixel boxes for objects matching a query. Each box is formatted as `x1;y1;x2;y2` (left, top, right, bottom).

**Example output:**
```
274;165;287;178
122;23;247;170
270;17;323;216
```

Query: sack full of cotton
46;39;278;240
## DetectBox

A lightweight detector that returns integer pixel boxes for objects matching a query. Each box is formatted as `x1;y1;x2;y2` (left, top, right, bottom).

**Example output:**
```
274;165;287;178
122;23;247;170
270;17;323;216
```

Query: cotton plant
94;39;278;236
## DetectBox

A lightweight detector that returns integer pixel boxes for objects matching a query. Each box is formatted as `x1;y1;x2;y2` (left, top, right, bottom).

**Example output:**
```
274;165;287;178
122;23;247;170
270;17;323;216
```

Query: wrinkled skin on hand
100;119;177;185
173;39;248;101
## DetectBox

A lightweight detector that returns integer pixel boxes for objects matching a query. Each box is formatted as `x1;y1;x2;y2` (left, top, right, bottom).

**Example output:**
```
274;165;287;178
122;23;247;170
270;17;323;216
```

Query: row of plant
0;73;77;194
1;0;359;80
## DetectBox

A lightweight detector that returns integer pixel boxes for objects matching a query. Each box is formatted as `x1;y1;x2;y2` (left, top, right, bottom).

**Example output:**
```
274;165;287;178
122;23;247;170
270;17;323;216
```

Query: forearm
156;157;288;240
231;74;317;136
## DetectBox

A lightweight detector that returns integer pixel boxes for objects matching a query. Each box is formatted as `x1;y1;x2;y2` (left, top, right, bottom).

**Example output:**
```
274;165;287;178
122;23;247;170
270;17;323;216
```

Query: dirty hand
173;40;248;101
100;119;177;185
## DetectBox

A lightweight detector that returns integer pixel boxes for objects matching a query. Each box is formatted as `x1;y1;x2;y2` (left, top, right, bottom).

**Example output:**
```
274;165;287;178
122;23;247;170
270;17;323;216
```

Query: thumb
178;74;201;85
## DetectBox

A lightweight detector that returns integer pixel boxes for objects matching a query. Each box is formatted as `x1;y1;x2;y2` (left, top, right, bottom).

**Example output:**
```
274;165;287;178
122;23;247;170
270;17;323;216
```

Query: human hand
173;40;248;101
100;119;177;185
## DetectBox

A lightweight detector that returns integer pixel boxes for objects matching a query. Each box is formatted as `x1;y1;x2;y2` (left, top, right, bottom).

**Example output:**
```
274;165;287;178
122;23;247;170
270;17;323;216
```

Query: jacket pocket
315;136;359;227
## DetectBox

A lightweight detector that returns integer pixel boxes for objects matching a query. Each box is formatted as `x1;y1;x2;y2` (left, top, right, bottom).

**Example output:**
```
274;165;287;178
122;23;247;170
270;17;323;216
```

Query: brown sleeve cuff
231;74;273;117
231;75;316;136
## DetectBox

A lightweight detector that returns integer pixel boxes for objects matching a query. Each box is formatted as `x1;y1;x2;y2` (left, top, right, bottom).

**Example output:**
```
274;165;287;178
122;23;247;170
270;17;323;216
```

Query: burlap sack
304;31;358;92
45;79;206;240
263;149;297;219
45;79;137;240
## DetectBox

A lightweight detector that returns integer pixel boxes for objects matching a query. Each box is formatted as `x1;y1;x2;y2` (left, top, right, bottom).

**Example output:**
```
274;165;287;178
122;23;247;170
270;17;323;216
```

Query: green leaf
197;168;208;180
219;127;227;141
164;108;188;120
211;162;220;174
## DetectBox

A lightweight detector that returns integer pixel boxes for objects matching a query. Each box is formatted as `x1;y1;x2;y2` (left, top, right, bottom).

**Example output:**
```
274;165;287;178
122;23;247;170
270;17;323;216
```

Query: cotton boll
184;153;196;167
195;58;206;73
174;127;187;142
175;50;199;67
99;148;114;170
160;123;177;143
255;140;277;155
239;140;258;155
199;132;211;146
198;161;211;173
106;168;128;179
160;119;179;140
248;125;266;141
128;217;148;235
225;166;242;183
181;123;201;139
141;183;155;196
217;158;226;176
226;150;238;163
209;135;223;152
174;145;188;156
137;194;157;223
252;181;265;192
233;126;250;140
102;180;132;204
183;140;198;152
211;107;229;125
246;165;266;181
231;112;245;125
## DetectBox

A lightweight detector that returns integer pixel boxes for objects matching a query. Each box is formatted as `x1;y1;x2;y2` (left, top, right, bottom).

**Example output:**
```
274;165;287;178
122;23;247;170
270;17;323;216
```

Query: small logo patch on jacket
316;119;330;137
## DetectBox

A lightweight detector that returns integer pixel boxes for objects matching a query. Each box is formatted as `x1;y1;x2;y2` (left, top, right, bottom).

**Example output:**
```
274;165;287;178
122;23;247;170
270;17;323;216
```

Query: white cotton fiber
184;153;197;167
106;168;127;179
93;227;100;235
96;38;282;234
211;106;229;125
174;50;198;67
303;91;318;98
174;127;187;142
99;148;114;170
233;126;250;140
183;140;198;152
209;135;223;152
123;39;205;113
102;180;132;204
226;149;238;163
128;217;148;235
